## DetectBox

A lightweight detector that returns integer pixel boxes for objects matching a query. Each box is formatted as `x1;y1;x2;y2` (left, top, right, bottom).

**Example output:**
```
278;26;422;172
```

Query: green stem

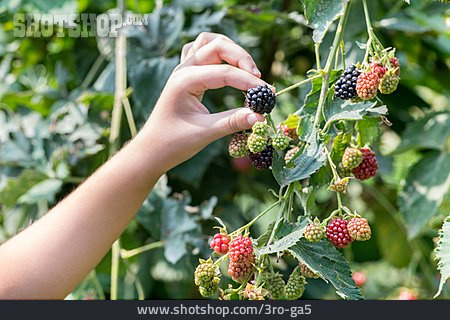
81;54;106;90
232;200;281;235
276;74;321;96
89;270;106;300
214;253;229;266
121;96;137;137
110;0;127;301
120;241;164;259
313;1;351;130
315;42;322;70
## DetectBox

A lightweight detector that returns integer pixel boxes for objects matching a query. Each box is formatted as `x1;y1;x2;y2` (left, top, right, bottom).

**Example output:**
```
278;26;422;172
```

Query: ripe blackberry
356;71;379;100
389;56;400;76
285;267;306;300
228;236;254;262
304;220;325;242
347;217;371;241
252;121;269;136
198;277;220;297
249;145;273;170
299;262;319;279
352;148;378;180
326;218;354;248
335;65;360;100
245;84;276;115
284;146;300;164
342;147;363;169
228;256;254;283
210;233;230;255
247;133;267;153
228;133;248;158
272;133;290;151
378;69;399;94
261;273;285;300
194;259;216;287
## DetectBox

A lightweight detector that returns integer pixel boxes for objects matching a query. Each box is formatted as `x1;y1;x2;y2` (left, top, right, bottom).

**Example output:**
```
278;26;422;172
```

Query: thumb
208;108;264;139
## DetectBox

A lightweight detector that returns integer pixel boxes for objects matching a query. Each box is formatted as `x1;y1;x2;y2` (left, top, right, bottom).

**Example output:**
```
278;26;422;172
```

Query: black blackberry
249;145;273;169
335;65;360;100
245;85;276;114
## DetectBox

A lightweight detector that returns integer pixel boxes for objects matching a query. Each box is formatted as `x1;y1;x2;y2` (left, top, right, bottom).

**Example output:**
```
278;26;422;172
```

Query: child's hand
139;32;270;173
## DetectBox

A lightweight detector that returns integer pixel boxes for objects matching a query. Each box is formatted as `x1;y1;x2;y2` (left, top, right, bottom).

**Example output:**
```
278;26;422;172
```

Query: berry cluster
337;147;378;181
304;215;372;249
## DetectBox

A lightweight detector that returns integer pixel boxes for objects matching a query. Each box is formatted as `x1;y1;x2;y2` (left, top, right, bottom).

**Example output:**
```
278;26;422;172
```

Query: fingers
183;37;261;77
173;65;267;96
207;108;264;138
180;32;233;63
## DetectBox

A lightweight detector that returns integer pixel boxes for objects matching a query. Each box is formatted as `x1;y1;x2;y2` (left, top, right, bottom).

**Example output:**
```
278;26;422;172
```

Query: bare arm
0;32;267;299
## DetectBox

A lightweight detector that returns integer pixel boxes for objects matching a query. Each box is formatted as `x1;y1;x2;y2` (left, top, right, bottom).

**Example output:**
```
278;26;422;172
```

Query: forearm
0;130;166;299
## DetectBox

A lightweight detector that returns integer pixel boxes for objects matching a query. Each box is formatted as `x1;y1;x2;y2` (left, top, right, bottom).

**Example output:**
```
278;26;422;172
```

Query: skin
0;32;269;299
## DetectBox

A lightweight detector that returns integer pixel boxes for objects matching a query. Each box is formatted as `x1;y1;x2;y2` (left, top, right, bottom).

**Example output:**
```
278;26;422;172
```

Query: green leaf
331;132;352;162
170;140;222;187
18;179;63;204
302;0;349;43
435;216;450;298
272;132;326;187
399;151;450;238
0;170;47;207
323;99;387;128
357;117;381;146
395;112;450;153
257;220;308;255
303;70;341;115
128;57;178;120
161;197;198;264
288;239;363;300
280;114;300;130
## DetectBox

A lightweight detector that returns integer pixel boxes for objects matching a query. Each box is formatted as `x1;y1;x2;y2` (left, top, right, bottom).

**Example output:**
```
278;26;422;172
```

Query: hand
139;32;270;173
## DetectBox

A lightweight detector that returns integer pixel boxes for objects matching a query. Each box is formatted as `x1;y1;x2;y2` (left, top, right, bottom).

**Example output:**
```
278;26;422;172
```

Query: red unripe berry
370;62;387;79
398;289;417;300
352;148;378;180
352;272;367;287
228;236;254;262
390;57;400;76
356;71;379;100
232;157;252;174
228;256;254;282
210;233;230;255
326;218;354;248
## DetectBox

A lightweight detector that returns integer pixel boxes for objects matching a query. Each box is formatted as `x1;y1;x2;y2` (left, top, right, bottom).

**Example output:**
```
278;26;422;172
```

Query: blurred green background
0;0;449;300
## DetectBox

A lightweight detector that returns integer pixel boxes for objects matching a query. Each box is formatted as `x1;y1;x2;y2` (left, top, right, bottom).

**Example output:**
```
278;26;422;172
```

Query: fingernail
252;66;261;77
247;113;259;126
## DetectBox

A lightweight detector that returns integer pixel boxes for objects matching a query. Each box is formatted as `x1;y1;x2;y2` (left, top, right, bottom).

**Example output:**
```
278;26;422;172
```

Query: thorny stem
276;74;321;96
313;1;351;130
